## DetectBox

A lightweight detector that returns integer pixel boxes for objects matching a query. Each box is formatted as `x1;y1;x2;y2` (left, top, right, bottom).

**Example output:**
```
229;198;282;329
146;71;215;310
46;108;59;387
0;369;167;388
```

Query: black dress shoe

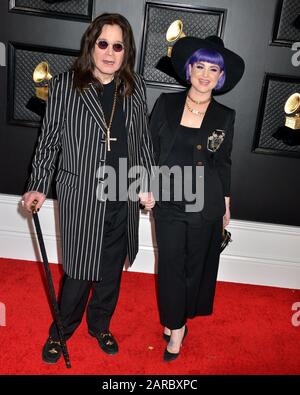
89;330;119;355
42;337;62;364
163;326;188;362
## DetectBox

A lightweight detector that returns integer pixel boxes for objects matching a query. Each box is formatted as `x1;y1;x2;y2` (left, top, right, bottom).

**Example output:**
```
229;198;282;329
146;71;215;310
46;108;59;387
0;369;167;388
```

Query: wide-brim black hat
171;36;245;93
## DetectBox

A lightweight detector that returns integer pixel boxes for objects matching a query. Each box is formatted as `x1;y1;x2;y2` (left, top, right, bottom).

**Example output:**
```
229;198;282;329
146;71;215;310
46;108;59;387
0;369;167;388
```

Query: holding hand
223;208;230;228
22;191;46;213
138;192;155;210
223;196;231;228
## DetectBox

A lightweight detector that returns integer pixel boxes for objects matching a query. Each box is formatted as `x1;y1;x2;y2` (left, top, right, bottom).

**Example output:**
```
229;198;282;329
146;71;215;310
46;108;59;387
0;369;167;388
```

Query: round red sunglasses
96;40;124;53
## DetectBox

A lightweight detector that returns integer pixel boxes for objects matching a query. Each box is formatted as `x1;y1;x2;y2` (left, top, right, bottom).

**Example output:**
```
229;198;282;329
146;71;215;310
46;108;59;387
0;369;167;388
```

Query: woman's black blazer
150;90;235;220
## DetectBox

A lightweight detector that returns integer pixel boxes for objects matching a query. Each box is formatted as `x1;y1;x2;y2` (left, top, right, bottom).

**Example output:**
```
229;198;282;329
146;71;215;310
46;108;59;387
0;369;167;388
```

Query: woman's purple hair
184;48;225;90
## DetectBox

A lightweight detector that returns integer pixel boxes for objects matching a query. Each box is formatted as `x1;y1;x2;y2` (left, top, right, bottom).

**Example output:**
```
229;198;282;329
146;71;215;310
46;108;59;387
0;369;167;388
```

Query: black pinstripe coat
27;71;155;281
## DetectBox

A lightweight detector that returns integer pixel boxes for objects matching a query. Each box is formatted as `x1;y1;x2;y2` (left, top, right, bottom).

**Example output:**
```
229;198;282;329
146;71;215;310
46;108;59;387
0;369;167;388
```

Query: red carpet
0;257;299;375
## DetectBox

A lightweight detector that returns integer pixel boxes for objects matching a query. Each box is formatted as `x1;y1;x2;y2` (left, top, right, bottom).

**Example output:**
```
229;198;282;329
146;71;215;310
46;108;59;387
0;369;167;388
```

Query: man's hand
22;191;46;213
138;192;155;210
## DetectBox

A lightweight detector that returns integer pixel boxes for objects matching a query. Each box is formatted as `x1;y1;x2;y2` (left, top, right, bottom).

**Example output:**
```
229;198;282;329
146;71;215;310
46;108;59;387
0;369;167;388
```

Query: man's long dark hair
73;13;136;96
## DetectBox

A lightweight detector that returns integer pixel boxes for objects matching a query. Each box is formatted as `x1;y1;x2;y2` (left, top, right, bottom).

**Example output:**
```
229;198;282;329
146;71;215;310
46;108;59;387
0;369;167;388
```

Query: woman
150;36;245;361
22;13;155;364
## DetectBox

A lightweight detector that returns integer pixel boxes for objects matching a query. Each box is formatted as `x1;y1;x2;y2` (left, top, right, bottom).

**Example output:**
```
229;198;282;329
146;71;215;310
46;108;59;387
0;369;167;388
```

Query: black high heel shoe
163;326;188;362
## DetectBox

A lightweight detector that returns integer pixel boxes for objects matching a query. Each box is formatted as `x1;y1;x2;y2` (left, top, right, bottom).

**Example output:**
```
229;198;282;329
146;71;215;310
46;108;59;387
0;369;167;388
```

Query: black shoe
42;337;62;364
89;330;119;355
163;326;188;362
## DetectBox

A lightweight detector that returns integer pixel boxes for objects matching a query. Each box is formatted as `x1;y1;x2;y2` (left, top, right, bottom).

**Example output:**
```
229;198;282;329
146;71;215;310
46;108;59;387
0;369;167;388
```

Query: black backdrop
0;0;299;226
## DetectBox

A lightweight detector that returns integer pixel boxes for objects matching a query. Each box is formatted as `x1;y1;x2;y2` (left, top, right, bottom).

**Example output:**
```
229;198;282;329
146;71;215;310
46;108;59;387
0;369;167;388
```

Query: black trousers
154;203;223;330
50;202;128;340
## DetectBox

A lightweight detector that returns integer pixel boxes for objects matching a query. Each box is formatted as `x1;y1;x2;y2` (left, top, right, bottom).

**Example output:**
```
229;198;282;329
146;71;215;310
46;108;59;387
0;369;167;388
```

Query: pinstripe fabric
27;71;155;281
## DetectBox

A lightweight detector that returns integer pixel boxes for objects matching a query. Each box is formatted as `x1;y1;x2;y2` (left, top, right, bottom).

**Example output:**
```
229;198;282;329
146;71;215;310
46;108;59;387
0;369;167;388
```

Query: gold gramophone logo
33;61;52;101
166;19;186;57
284;93;300;130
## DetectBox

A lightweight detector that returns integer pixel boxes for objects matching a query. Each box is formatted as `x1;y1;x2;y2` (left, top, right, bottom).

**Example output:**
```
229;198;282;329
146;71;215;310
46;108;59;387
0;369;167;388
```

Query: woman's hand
138;192;155;210
22;191;46;213
223;196;230;228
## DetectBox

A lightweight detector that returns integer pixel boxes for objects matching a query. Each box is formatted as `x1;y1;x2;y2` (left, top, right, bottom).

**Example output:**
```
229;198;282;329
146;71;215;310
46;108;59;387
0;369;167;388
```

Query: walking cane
31;199;71;368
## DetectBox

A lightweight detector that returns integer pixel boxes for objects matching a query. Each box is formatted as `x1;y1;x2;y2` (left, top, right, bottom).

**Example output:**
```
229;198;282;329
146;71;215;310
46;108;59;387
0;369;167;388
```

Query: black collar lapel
159;93;218;164
166;90;187;131
158;90;186;165
199;98;217;133
80;84;107;135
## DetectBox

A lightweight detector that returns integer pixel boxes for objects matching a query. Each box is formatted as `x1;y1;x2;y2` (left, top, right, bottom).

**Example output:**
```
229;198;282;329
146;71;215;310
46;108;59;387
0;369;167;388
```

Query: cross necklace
100;83;118;151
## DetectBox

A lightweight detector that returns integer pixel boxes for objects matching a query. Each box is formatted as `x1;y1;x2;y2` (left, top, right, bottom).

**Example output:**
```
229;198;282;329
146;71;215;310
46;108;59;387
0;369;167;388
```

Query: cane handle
31;199;39;214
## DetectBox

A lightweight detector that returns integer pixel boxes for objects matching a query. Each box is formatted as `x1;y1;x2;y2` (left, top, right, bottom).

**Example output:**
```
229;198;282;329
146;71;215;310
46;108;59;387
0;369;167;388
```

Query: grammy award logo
156;19;187;81
284;93;300;130
166;19;186;57
26;61;52;117
33;61;52;101
272;93;300;146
